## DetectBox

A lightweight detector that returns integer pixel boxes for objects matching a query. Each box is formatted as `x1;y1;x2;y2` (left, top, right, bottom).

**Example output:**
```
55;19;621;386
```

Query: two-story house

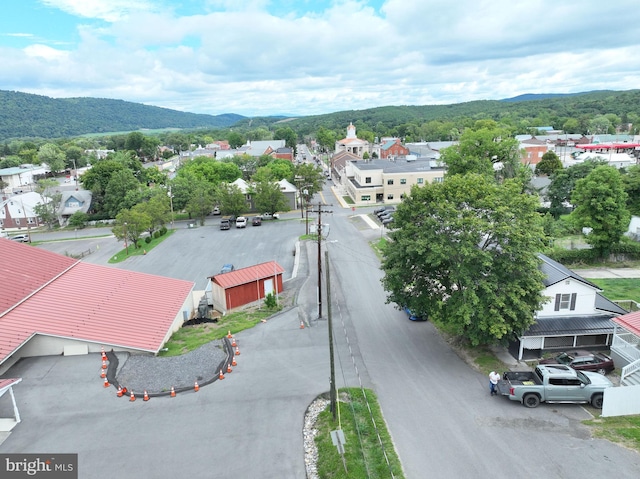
512;254;627;360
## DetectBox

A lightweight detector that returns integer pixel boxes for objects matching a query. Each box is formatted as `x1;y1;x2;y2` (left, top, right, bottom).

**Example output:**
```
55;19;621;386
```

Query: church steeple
346;122;357;139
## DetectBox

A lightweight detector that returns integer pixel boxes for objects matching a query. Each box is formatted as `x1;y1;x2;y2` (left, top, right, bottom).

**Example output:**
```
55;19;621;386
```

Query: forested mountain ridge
0;90;245;141
235;89;640;137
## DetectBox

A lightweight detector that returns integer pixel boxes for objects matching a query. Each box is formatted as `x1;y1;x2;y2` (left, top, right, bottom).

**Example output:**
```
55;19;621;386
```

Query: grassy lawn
159;306;279;356
343;196;355;205
583;415;640;452
586;278;640;302
108;228;175;263
315;388;404;479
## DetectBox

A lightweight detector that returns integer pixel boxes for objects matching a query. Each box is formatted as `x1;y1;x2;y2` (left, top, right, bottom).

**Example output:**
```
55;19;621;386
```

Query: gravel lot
114;339;228;395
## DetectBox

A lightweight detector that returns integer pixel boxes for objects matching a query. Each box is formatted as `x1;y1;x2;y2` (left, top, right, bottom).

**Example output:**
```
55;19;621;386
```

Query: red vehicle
539;350;614;375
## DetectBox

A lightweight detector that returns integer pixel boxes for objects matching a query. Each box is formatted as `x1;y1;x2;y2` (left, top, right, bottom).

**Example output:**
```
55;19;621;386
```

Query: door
264;278;274;298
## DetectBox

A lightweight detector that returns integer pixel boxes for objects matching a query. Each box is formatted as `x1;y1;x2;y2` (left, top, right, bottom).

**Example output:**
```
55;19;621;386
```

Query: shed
208;261;285;313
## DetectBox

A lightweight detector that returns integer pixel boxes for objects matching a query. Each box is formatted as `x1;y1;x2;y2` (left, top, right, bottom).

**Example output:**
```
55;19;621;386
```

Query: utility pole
310;202;332;319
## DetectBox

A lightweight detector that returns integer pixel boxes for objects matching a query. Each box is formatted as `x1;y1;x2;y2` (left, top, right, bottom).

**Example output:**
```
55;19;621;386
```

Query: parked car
377;208;395;218
538;350;615;375
374;205;394;215
212;206;221;215
403;306;427;321
261;212;280;220
252;216;262;226
378;211;394;221
220;264;235;274
10;234;29;243
236;216;247;228
382;217;394;226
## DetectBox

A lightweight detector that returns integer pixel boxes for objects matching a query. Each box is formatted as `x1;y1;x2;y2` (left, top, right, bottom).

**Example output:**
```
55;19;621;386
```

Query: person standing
489;371;501;396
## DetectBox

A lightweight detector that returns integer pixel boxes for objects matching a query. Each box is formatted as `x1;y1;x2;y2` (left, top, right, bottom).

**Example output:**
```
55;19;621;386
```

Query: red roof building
208;261;284;312
0;239;195;374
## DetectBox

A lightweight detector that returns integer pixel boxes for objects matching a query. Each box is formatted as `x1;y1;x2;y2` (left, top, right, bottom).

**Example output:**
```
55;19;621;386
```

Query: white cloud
4;0;640;116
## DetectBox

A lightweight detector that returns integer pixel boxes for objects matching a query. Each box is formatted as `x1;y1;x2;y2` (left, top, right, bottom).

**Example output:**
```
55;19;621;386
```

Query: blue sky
1;0;639;117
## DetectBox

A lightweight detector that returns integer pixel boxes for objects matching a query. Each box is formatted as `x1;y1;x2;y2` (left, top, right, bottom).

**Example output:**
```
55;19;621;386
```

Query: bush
160;226;168;235
153;231;160;239
68;211;88;228
145;236;151;244
264;293;277;309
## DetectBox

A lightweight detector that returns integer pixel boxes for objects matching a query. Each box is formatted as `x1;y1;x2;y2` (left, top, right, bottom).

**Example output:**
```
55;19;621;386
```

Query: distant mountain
500;91;601;102
0;90;245;141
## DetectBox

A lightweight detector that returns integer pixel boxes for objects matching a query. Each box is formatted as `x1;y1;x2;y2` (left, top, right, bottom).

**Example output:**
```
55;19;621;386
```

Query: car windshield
575;370;590;384
555;353;572;365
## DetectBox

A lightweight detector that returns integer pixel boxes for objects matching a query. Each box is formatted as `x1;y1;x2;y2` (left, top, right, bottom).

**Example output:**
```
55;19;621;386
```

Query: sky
1;0;640;118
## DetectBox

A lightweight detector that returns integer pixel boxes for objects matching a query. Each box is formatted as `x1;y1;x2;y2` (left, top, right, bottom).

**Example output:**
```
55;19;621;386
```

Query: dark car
403;306;427;322
252;216;262;226
539;350;614;375
376;207;395;218
374;205;394;215
382;216;394;226
378;211;394;221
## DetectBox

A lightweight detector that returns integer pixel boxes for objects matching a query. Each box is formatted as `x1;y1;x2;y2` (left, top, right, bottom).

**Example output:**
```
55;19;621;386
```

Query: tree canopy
381;174;547;346
570;165;630;257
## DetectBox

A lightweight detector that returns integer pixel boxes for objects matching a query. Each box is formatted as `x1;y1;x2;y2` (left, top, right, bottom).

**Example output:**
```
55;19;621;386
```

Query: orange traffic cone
129;391;136;402
194;381;199;392
100;369;106;379
227;330;232;338
117;386;124;397
143;249;147;255
122;387;128;395
170;386;176;398
219;368;225;380
235;346;240;355
102;360;108;369
300;320;305;329
103;377;110;388
102;352;107;361
231;356;237;367
231;337;237;347
143;390;149;401
227;362;232;373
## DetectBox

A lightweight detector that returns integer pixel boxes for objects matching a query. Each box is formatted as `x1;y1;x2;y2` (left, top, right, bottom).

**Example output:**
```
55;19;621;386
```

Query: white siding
537;280;598;317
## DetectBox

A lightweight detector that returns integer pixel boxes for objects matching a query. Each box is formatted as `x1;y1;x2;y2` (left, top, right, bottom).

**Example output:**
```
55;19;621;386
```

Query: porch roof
613;311;640;336
524;315;616;337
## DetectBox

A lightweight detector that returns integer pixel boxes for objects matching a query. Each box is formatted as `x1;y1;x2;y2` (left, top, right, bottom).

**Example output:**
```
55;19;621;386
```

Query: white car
235;216;247;228
261;212;280;220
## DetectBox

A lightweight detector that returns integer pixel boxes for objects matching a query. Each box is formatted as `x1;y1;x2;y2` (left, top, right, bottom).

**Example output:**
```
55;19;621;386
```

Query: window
387;194;394;200
433;177;443;183
361;195;371;201
417;178;424;184
400;179;406;184
365;177;372;184
387;179;394;185
554;293;576;311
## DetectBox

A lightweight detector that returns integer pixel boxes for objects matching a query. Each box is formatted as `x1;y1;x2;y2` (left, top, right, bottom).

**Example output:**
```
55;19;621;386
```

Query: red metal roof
613;311;640;337
211;261;284;289
0;242;194;365
0;239;77;315
0;378;22;393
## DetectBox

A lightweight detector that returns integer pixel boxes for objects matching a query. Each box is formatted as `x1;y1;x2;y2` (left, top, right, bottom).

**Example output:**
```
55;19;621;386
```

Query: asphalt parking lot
0;241;335;478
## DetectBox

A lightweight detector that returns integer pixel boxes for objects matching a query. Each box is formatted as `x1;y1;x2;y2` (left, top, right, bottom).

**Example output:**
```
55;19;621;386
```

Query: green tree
186;180;216;225
218;183;247;217
570;165;630;257
440;127;522;181
104;169;141;217
227;131;246;149
274;126;298;153
34;179;62;228
253;180;290;216
113;209;152;250
622;165;640;216
535;151;563;176
562;118;580;134
293;163;325;199
134;190;170;233
68;211;88;228
381;174;546;346
38;143;66;174
547;159;607;218
315;127;337;152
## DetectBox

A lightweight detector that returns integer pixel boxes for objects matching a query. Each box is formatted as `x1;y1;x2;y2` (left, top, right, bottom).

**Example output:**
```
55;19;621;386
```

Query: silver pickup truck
497;364;613;408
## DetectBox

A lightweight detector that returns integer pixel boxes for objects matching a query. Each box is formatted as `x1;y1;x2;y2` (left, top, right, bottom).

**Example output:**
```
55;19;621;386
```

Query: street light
168;186;174;227
123;222;129;255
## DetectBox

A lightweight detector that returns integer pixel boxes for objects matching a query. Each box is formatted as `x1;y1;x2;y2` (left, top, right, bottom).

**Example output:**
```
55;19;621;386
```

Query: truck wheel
596;368;606;375
591;394;604;409
523;394;540;408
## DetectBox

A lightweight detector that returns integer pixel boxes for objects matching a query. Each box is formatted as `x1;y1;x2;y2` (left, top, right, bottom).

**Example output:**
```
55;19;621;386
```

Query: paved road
2;190;640;477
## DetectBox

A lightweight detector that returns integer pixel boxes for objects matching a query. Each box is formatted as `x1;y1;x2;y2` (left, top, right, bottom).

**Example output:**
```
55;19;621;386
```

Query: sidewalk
571;268;640;279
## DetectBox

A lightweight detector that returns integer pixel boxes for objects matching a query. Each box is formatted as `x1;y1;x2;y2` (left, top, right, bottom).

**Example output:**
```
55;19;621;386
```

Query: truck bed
496;371;541;395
